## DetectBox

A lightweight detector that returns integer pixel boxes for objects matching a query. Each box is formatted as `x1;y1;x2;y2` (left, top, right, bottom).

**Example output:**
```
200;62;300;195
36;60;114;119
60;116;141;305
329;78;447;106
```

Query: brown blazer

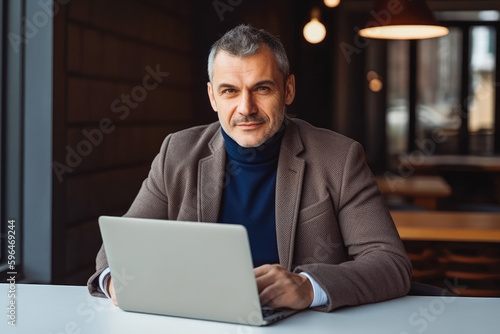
88;117;412;311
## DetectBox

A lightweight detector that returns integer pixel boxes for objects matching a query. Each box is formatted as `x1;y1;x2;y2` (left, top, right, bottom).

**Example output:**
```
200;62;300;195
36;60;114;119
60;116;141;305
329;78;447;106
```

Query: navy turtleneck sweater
219;125;285;267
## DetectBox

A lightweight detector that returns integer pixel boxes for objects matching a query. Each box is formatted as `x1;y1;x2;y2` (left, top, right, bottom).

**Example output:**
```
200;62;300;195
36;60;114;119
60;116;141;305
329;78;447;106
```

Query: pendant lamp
358;0;449;40
303;8;327;44
324;0;341;8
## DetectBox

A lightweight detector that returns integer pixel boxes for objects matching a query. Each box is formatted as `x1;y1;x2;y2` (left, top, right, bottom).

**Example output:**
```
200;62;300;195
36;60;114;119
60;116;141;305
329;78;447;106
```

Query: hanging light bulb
367;71;383;92
358;0;449;40
324;0;340;8
303;8;326;44
369;78;383;92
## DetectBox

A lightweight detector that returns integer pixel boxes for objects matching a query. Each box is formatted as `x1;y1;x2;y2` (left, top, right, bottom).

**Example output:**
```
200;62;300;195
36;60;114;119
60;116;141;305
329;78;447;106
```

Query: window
386;11;499;167
0;0;24;280
469;25;496;154
1;0;53;283
416;27;463;155
386;40;410;158
0;0;4;268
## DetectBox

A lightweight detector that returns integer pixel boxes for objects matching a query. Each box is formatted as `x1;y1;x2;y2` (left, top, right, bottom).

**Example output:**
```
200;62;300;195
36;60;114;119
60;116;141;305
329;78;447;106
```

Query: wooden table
391;211;500;242
376;175;452;210
402;155;500;204
392;210;500;297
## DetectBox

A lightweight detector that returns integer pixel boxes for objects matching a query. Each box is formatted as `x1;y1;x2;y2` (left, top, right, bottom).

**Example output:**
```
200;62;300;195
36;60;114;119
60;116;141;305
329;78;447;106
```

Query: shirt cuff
299;272;329;308
98;267;111;299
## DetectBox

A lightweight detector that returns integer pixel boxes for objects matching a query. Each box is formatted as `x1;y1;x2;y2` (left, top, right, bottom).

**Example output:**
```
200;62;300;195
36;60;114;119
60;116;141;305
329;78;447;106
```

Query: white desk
2;284;500;333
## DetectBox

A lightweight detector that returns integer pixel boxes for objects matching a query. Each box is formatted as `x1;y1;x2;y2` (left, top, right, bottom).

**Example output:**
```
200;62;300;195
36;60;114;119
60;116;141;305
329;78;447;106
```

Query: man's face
207;45;295;148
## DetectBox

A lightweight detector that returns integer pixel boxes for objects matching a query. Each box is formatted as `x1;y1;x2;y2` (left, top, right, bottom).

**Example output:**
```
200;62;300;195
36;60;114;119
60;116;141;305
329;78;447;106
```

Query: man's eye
257;86;270;92
222;89;236;94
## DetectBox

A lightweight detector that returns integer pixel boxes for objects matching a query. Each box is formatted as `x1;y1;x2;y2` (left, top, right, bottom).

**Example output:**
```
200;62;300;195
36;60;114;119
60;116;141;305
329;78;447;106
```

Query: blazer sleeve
87;135;171;297
294;142;412;311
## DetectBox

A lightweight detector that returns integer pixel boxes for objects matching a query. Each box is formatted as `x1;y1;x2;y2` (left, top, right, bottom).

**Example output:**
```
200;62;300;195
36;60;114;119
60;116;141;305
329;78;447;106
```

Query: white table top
2;283;500;333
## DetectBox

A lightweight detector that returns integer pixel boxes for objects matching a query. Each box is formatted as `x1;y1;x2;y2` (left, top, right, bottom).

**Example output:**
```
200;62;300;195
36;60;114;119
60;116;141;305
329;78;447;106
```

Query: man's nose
236;91;256;115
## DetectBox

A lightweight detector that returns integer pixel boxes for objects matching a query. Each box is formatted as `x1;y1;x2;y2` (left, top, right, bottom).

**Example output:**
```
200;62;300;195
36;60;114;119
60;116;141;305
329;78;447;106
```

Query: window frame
445;20;499;154
402;19;500;155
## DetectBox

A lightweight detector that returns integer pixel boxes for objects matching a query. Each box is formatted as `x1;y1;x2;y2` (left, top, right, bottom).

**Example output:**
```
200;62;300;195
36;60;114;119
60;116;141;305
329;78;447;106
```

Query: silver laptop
98;216;299;326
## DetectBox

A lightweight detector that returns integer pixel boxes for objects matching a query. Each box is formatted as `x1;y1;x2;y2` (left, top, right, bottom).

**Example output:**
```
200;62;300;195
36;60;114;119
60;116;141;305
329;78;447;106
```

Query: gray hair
207;24;290;82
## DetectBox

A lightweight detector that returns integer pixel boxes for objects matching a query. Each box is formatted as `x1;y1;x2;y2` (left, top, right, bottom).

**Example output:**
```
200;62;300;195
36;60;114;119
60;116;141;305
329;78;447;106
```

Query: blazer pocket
298;195;334;225
294;195;344;265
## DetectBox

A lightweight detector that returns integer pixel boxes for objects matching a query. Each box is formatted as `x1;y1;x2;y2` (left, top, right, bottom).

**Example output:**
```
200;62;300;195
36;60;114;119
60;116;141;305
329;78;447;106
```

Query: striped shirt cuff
299;272;329;308
98;267;111;299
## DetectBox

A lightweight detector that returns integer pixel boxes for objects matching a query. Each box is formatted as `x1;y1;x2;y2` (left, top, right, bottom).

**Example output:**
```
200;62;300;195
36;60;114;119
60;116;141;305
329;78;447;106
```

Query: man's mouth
236;122;263;129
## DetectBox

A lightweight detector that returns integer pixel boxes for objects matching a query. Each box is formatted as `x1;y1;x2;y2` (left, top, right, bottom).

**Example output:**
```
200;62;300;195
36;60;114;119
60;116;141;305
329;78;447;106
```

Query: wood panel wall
52;0;196;284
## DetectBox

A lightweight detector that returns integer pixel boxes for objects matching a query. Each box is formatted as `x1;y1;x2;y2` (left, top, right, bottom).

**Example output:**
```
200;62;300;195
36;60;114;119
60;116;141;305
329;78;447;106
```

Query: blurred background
1;0;499;296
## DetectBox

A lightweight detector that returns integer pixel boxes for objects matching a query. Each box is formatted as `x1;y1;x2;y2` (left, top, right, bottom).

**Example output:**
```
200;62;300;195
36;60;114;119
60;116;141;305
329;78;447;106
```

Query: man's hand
254;264;314;310
107;277;118;306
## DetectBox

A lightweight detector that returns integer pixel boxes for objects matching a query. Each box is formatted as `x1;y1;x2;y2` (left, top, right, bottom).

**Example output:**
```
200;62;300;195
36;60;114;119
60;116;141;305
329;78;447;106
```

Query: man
88;24;412;312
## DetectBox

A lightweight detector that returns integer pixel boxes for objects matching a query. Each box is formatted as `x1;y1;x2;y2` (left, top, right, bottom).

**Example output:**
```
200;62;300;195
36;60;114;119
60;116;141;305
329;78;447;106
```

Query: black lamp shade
359;0;449;39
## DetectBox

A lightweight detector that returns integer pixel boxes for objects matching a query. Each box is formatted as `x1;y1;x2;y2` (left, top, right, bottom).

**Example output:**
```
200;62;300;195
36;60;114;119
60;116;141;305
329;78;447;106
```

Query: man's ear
284;74;296;105
207;82;218;112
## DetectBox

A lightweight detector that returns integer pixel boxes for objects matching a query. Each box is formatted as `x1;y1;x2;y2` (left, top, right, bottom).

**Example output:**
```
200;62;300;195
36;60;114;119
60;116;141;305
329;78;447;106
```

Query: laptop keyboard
262;306;278;317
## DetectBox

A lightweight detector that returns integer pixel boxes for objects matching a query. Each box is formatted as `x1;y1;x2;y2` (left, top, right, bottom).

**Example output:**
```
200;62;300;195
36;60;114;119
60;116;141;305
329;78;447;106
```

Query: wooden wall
52;0;197;284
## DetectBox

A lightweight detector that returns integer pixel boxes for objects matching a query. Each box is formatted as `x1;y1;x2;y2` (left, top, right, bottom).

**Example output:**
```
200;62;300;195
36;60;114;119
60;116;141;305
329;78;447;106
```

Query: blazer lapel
275;119;305;270
198;130;226;223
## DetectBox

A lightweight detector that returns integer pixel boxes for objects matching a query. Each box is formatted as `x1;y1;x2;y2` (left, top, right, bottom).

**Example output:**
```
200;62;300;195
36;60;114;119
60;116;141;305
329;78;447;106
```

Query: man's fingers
254;264;273;278
259;281;285;307
254;264;276;292
254;264;314;309
254;264;286;292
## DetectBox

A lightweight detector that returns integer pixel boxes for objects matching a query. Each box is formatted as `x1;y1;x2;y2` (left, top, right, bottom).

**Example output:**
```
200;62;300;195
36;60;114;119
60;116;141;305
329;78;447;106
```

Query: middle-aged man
88;24;412;312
